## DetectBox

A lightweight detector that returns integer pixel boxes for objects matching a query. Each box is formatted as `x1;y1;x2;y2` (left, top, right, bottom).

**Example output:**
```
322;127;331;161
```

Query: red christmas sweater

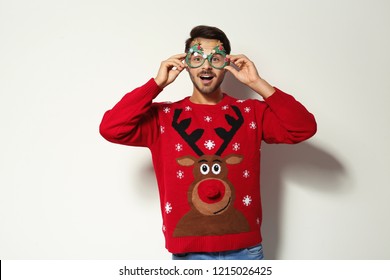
99;78;316;254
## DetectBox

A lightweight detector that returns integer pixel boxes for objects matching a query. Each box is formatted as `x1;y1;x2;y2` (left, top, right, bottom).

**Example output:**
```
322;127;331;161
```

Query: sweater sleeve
99;78;163;147
261;88;317;144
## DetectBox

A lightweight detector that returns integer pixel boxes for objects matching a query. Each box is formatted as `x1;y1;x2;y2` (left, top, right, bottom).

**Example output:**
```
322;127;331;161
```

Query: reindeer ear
225;154;243;165
177;156;196;166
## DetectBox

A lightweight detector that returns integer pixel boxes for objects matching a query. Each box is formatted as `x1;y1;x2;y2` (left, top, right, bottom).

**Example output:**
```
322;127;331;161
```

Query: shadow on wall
132;154;158;200
260;143;346;259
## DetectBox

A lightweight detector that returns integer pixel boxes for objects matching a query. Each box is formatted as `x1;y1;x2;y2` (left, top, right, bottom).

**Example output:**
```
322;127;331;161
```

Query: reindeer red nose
197;179;225;204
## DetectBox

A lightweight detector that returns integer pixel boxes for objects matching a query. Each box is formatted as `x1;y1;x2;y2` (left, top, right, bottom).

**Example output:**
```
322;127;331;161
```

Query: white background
1;0;389;260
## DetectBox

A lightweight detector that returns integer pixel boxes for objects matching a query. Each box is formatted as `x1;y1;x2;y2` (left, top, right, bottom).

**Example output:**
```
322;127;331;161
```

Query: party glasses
185;43;229;69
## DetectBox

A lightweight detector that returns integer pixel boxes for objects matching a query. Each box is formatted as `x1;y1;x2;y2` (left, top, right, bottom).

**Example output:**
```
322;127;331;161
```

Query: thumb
167;67;184;83
224;65;239;78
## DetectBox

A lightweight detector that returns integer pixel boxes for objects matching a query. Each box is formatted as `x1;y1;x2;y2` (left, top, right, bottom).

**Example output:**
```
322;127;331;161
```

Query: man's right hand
154;53;187;89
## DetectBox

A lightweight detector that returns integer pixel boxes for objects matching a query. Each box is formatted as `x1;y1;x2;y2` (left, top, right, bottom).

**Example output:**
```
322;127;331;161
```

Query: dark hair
185;25;231;54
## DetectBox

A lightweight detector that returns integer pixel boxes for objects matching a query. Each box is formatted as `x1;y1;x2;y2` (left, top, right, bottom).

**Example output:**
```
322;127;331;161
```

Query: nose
197;179;225;204
202;59;212;69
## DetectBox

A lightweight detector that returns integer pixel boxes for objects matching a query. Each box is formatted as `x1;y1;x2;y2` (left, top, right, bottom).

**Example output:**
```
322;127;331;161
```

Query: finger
166;57;187;68
169;53;188;60
228;60;244;70
226;54;247;63
172;65;185;71
224;65;240;77
231;56;249;64
170;62;185;71
231;58;252;69
163;60;185;71
168;66;185;82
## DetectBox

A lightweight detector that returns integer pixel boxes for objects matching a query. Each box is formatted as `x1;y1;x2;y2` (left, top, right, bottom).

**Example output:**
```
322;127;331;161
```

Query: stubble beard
189;70;225;95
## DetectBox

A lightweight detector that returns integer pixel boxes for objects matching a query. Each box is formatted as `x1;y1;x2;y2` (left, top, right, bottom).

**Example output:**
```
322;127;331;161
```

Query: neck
190;88;223;105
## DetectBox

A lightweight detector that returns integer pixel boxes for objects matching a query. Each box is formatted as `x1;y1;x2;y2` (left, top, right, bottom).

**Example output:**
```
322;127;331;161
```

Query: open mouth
200;75;214;81
199;72;215;83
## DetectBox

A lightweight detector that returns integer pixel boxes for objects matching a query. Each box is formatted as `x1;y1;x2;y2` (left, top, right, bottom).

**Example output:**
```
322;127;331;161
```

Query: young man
99;25;317;260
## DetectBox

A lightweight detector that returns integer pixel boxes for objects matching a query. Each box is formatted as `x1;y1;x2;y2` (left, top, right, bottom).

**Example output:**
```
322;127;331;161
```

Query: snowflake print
232;142;240;151
162;225;166;232
249;121;257;129
175;143;183;152
243;170;250;178
221;105;229;110
204;116;213;122
185;106;192;111
204;140;216;150
165;202;173;214
242;195;252;206
160;126;165;134
177;170;184;179
162;107;171;114
236;99;245;103
244;107;251;113
256;218;260;225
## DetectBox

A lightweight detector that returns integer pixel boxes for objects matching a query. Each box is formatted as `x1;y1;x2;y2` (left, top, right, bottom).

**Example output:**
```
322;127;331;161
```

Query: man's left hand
225;54;275;99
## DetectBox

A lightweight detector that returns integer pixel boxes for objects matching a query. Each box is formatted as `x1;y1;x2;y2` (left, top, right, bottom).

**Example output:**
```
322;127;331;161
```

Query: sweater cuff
264;87;291;107
144;78;164;99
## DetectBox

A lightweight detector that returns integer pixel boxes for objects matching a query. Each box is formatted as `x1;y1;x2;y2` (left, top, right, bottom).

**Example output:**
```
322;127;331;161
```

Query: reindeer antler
215;106;244;156
172;109;204;156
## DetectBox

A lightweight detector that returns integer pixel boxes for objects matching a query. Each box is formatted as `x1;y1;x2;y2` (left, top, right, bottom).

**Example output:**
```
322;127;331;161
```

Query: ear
177;156;196;166
225;154;243;165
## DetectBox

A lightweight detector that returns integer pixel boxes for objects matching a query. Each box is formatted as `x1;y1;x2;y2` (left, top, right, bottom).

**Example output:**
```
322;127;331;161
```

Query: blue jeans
172;244;264;260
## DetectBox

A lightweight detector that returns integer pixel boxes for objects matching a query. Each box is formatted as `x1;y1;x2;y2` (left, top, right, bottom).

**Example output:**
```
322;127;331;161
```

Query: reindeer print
172;106;250;237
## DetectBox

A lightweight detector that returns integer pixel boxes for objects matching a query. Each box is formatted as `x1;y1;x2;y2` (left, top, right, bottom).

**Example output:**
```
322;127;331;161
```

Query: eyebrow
198;159;223;163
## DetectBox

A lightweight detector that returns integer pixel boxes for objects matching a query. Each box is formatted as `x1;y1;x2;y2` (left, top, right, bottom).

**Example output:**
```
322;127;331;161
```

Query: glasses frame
185;44;229;70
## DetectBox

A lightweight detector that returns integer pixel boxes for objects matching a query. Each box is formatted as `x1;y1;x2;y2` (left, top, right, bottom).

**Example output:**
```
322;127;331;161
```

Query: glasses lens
210;53;226;69
187;52;205;68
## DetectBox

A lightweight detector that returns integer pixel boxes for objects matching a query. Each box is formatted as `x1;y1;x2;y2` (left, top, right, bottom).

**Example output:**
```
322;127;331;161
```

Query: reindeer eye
200;163;210;175
212;163;221;175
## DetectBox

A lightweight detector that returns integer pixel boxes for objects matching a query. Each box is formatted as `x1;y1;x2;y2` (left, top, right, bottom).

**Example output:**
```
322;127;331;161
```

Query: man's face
186;38;227;95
